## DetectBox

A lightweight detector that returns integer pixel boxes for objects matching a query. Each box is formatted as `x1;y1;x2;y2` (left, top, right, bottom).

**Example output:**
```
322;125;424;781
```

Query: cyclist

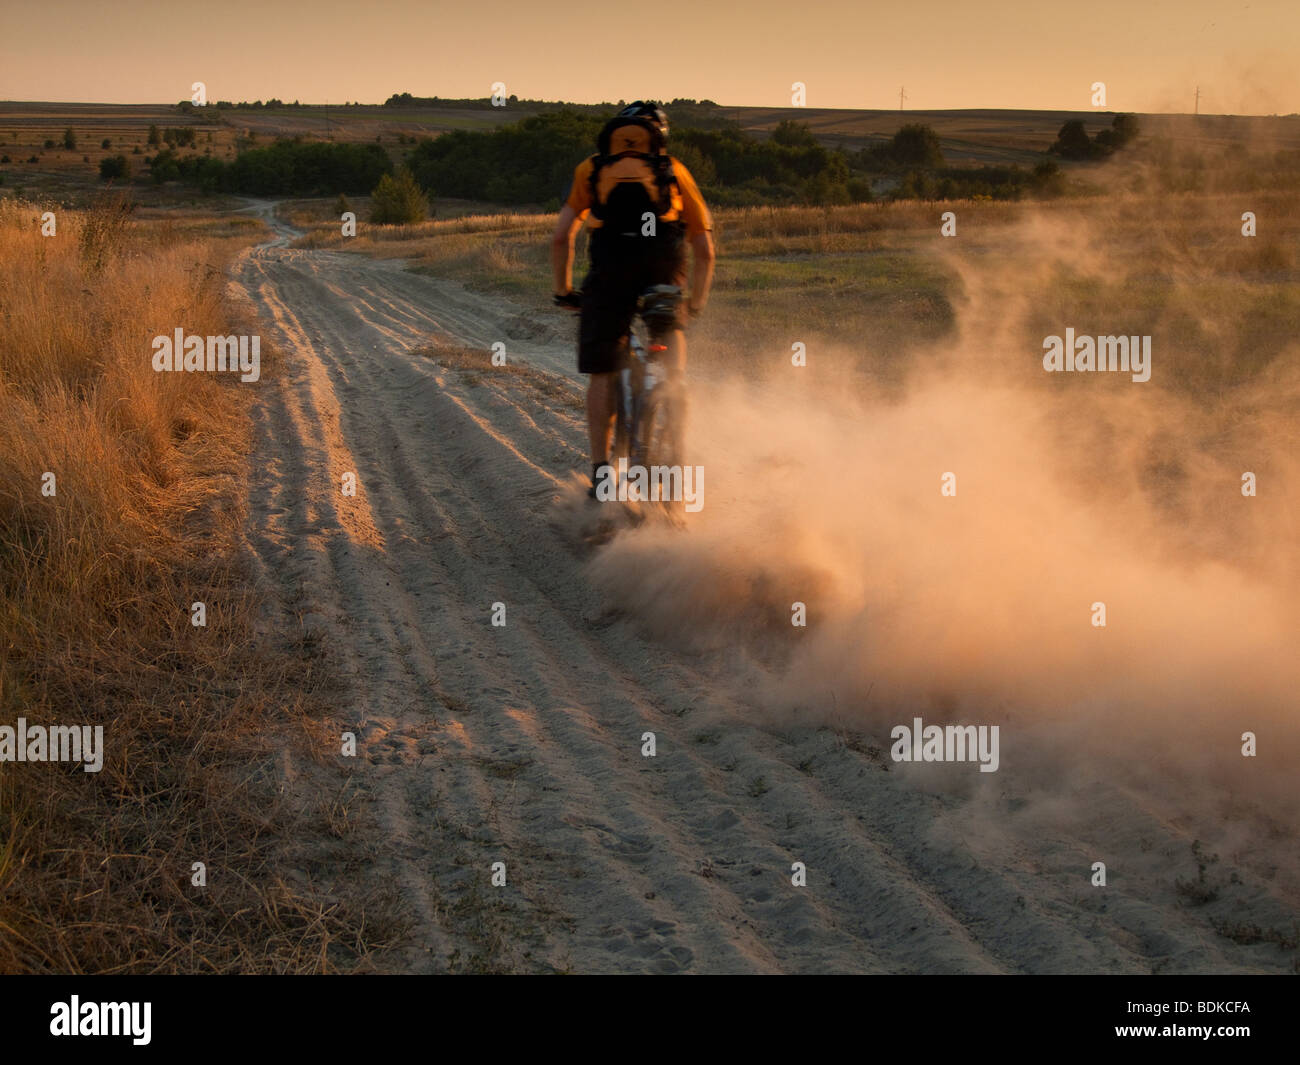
550;101;716;497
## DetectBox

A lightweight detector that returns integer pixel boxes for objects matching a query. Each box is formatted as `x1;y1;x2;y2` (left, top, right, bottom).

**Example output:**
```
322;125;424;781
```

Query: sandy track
226;203;1296;974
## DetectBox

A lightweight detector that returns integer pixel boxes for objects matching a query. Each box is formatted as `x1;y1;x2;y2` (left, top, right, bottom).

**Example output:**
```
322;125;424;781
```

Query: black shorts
577;225;687;375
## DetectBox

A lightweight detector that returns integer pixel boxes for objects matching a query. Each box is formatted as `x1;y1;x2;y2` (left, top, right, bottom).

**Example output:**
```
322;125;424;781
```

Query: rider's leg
662;327;686;379
587;370;618;468
660;327;688;463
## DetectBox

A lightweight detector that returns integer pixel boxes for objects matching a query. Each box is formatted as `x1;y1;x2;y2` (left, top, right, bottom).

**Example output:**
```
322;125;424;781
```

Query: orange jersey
566;151;713;236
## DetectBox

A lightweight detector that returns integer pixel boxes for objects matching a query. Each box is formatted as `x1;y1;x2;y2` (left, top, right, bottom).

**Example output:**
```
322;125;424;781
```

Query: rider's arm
550;204;583;297
688;230;715;314
671;159;715;314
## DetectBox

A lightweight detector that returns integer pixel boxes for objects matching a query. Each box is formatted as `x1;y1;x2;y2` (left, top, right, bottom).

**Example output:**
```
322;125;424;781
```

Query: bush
1030;158;1065;195
63;128;77;150
100;138;112;150
99;155;131;181
1096;113;1140;151
771;120;818;148
408;109;601;204
846;177;873;202
44;139;55;149
148;148;180;183
223;140;391;196
147;124;161;146
1050;115;1138;160
1050;120;1098;160
890;125;945;167
369;167;428;224
334;193;353;216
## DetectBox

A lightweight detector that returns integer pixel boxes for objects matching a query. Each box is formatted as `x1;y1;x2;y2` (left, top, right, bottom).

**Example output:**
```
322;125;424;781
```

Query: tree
1050;120;1097;160
148;148;180;183
771;120;818;148
63;128;77;150
1111;113;1140;145
147;124;161;146
369;167;428;224
890;125;944;167
99;155;131;181
1096;113;1140;151
846;177;873;202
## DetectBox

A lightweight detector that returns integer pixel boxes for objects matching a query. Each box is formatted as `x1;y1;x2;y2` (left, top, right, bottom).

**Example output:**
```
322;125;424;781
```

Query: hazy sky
2;0;1297;114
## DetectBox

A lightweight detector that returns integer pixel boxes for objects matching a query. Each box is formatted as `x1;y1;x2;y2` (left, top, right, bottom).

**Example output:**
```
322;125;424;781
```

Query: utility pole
1194;85;1199;116
899;86;907;113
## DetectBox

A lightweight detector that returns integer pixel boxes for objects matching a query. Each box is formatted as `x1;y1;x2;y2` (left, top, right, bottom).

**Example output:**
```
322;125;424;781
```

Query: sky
1;0;1297;114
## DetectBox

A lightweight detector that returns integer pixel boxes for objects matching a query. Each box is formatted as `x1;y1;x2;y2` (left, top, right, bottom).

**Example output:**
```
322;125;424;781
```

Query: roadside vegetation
0;194;401;972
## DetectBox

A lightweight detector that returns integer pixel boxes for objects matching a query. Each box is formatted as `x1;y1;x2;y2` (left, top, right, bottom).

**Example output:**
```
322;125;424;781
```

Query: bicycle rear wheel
611;345;639;464
637;378;685;472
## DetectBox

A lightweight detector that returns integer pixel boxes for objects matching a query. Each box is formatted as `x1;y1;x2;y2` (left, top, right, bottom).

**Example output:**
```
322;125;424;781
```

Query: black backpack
587;115;681;237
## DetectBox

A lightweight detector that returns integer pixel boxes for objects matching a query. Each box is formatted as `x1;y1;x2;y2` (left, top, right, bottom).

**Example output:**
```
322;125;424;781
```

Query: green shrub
846;177;873;202
1050;120;1098;160
889;125;945;167
369;167;428;224
1030;158;1065;195
148;148;180;183
771;120;818;148
63;128;77;150
99;155;131;181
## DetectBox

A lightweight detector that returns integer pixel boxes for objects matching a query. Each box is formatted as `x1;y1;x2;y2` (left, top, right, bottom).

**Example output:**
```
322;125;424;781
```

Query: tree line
102;108;1142;207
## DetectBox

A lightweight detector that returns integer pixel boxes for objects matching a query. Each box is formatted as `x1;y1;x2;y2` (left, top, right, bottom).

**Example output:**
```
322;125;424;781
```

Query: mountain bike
611;284;687;475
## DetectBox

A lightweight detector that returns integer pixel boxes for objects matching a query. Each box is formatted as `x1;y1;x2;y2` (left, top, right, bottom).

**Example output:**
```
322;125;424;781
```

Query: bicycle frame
613;287;684;472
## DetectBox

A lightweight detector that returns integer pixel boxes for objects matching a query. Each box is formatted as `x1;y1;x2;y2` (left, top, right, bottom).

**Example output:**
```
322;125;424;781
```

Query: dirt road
226;202;1297;974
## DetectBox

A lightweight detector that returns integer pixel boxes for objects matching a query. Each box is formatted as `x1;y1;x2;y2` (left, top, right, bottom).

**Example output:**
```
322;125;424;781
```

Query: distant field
6;100;1299;207
279;181;1299;399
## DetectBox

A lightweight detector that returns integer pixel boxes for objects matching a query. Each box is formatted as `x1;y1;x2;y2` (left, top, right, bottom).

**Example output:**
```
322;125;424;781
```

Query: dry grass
0;195;401;972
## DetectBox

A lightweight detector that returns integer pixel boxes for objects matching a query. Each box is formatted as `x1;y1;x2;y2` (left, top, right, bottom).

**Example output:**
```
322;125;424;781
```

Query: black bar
4;974;1290;1053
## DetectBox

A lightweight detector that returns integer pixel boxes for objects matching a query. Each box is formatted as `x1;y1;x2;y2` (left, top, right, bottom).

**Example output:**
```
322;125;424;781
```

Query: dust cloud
585;199;1300;791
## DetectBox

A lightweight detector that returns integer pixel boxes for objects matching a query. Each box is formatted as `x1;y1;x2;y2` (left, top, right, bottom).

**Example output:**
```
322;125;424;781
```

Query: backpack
587;118;681;238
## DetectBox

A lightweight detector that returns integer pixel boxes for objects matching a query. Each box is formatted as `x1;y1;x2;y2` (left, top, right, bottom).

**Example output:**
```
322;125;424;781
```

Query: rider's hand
553;290;581;313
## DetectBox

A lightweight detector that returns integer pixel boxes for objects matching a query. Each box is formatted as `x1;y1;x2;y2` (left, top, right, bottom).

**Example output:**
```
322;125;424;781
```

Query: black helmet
598;101;669;156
